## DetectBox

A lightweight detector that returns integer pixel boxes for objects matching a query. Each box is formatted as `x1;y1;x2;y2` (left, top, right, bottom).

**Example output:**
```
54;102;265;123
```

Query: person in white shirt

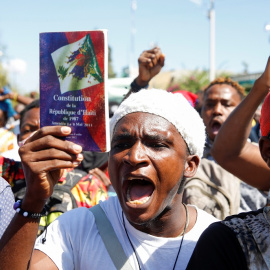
0;88;217;270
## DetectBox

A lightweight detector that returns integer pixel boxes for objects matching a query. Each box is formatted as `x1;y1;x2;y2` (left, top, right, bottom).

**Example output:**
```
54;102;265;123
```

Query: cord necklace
122;203;189;270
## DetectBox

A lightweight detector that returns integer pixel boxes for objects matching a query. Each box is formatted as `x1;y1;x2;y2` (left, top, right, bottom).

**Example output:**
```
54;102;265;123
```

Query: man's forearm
211;79;270;190
212;80;268;159
0;214;40;270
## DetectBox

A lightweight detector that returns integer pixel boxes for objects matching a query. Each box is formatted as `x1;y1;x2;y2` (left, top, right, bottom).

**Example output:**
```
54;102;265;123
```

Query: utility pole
265;24;270;44
129;0;137;78
208;0;215;81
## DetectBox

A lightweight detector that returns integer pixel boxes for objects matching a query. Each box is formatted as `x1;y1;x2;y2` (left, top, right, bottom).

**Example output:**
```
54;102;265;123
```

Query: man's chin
208;132;217;142
121;197;157;227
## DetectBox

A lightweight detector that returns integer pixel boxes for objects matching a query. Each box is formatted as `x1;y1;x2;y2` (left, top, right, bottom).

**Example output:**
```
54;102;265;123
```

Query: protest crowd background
0;16;270;268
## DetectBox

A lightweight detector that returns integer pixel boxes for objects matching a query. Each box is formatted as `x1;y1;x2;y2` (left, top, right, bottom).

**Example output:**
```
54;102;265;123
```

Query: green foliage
0;62;8;88
239;83;253;94
108;46;116;78
180;70;209;93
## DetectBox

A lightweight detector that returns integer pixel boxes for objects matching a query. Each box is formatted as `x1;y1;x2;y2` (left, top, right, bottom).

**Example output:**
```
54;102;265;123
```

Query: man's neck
203;136;216;161
127;199;197;238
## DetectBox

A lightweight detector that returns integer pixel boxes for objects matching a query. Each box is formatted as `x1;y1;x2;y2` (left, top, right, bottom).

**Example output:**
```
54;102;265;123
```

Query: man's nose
212;102;223;115
123;141;149;167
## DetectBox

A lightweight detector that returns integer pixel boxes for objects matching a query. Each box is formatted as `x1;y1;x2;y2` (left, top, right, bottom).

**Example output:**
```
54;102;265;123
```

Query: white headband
110;89;206;158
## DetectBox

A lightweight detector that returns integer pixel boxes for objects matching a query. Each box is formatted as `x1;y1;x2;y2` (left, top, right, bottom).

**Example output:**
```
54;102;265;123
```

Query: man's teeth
127;189;151;205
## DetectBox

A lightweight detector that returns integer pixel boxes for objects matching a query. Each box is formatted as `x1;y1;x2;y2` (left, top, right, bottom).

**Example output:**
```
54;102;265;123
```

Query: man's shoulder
221;207;269;269
0;176;10;191
61;196;119;217
222;207;265;231
64;196;120;220
224;207;264;221
0;176;14;207
99;196;121;220
195;206;219;227
185;205;218;241
186;220;246;270
36;199;119;243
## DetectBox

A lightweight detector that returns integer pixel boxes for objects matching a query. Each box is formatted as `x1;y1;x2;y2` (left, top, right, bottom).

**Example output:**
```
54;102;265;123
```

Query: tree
167;69;233;93
0;62;8;88
108;46;116;78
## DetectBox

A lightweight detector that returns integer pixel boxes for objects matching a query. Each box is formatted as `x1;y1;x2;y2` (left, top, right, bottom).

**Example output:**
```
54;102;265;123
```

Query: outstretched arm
8;92;34;106
0;90;34;105
211;57;270;191
0;126;83;270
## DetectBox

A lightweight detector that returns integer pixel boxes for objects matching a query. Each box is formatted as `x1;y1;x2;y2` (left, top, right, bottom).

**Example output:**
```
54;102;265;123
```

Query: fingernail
77;153;83;160
73;144;82;152
61;126;71;134
73;161;81;166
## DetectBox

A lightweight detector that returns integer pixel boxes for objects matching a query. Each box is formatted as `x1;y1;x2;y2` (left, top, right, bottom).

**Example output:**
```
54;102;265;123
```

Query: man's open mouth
126;179;155;205
211;121;222;134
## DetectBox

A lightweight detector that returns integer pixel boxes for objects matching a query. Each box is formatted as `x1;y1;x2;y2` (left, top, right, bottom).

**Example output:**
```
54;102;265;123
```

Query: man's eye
112;142;130;149
147;142;166;149
152;143;163;148
206;102;215;108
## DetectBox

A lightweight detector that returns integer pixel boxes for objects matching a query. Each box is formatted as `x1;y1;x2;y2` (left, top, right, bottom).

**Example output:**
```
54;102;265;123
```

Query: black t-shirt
186;221;247;270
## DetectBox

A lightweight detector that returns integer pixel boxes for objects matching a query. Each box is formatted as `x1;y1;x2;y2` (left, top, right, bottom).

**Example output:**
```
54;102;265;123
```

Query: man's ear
184;155;200;178
17;134;20;146
259;137;270;165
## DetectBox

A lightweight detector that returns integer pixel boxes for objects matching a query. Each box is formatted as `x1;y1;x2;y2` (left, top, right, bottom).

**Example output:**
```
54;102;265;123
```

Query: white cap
110;89;206;158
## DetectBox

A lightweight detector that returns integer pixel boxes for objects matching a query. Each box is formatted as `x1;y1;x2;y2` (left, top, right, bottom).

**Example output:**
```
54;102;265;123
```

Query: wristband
13;200;47;219
13;93;18;101
130;79;149;93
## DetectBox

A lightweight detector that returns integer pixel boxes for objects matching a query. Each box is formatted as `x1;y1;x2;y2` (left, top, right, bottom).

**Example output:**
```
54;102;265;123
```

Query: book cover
40;30;110;152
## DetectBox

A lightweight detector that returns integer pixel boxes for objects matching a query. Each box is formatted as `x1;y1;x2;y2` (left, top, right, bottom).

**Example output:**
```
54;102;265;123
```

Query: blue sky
0;0;270;94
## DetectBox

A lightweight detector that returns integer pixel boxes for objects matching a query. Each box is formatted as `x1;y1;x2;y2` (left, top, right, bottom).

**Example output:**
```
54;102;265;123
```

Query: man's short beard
177;176;187;194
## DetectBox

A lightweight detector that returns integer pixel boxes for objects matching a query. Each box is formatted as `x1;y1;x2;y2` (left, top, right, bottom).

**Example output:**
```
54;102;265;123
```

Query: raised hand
136;47;165;86
254;56;270;94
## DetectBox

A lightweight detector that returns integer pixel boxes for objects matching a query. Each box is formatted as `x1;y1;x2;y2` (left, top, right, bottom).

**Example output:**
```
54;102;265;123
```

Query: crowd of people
0;46;269;269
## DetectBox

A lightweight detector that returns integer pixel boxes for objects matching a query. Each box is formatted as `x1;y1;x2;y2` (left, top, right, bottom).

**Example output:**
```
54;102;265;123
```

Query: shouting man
0;89;216;270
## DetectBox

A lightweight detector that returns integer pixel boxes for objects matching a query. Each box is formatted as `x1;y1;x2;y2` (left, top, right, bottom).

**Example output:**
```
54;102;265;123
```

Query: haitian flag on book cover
40;30;110;152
